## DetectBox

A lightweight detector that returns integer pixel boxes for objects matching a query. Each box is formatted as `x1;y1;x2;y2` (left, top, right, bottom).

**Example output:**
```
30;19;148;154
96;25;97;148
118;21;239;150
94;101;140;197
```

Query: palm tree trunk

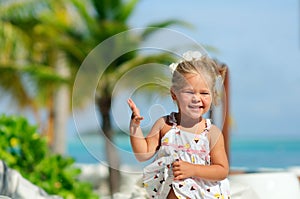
45;93;55;146
52;51;70;155
97;95;121;196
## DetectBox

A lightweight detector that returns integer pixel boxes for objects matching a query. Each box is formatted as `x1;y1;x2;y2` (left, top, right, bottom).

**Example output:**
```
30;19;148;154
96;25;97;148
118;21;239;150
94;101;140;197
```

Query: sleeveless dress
142;113;230;199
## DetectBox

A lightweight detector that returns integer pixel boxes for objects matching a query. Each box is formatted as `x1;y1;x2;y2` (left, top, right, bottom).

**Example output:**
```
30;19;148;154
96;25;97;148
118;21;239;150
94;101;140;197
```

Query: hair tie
169;62;178;74
182;51;203;61
169;51;204;73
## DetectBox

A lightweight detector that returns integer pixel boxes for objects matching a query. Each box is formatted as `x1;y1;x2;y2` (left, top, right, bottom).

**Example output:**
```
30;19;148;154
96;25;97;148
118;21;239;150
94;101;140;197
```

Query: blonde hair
171;56;226;105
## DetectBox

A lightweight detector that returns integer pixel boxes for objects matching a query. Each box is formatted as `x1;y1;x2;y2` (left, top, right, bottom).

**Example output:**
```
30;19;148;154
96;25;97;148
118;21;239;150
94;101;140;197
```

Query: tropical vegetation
0;114;99;199
0;0;187;196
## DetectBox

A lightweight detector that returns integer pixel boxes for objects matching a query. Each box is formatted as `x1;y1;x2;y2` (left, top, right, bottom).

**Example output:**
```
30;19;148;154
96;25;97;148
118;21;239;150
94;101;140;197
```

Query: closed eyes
181;90;210;95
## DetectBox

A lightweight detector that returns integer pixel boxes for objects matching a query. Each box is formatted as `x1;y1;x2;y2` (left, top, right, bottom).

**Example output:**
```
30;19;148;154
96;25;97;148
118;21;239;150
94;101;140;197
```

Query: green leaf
115;0;139;21
0;114;99;198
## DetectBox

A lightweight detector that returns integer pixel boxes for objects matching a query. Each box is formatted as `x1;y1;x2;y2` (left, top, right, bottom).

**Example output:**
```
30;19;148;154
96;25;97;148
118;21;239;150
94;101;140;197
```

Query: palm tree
1;0;190;195
0;1;58;134
70;0;190;195
0;0;86;154
0;1;43;123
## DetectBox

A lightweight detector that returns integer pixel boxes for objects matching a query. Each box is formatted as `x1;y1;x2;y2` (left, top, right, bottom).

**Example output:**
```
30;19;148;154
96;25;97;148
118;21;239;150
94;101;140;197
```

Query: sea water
230;136;300;170
67;134;300;171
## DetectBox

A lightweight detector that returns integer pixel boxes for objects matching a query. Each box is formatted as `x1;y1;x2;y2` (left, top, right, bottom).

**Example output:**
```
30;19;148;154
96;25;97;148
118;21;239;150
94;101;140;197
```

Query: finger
128;98;137;109
135;116;144;121
172;163;178;168
172;160;181;167
173;170;183;177
128;99;141;117
127;99;136;110
172;163;181;171
173;170;181;176
174;175;184;181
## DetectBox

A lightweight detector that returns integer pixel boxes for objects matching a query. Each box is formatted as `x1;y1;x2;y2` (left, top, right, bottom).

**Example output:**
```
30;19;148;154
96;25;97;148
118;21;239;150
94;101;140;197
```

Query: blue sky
127;0;300;138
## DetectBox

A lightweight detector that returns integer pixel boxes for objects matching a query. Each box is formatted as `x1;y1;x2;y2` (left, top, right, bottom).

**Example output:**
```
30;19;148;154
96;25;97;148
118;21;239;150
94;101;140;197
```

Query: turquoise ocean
67;134;300;171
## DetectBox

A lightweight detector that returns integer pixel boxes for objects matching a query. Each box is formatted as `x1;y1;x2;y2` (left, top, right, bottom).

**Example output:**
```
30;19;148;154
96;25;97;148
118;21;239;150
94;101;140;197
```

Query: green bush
0;114;99;199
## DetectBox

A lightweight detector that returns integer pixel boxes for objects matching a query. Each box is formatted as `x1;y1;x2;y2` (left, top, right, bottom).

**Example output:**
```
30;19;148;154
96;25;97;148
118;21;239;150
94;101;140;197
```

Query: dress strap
168;112;177;127
204;119;212;132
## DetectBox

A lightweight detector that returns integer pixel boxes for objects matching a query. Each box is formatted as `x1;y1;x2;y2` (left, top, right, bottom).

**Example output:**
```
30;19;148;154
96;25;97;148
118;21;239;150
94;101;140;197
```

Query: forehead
181;73;211;89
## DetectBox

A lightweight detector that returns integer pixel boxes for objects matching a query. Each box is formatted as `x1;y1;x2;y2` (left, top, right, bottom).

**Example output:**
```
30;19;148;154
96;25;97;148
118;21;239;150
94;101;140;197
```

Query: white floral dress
143;113;230;199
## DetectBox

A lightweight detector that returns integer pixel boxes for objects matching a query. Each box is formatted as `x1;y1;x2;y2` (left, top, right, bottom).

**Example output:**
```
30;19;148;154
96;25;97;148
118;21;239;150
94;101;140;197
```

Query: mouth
189;105;204;110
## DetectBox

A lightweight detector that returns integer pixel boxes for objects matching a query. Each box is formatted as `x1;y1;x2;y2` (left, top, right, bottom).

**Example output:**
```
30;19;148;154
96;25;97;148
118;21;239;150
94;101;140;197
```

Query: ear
170;88;176;100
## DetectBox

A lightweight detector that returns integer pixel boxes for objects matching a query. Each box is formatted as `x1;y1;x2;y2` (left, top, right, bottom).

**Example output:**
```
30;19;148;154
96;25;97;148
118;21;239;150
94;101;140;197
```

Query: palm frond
0;0;50;25
116;53;174;77
98;53;175;94
22;65;69;83
91;0;113;20
68;0;99;36
115;0;139;21
141;20;194;38
0;21;31;62
0;66;33;108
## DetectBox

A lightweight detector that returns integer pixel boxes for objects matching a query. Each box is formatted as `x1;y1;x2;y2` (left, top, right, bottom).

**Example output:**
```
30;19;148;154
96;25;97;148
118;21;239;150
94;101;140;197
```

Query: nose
192;93;201;103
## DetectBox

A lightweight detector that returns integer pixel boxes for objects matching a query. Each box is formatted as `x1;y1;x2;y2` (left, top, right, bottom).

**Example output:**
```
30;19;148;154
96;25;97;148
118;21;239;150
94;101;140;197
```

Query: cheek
203;96;212;105
175;95;190;107
180;95;193;103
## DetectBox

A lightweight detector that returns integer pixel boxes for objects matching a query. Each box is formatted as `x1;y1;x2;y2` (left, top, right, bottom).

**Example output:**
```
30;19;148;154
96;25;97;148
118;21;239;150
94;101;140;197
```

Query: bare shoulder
208;124;224;149
147;116;167;136
209;124;222;135
152;116;167;129
151;115;172;137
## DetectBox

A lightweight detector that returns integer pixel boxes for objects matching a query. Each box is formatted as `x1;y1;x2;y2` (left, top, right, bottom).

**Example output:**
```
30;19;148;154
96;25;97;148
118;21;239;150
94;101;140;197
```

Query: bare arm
127;99;163;162
172;125;229;181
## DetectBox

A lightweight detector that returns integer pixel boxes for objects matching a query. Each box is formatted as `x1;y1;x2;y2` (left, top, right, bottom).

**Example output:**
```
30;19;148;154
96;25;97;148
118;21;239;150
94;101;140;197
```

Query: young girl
128;51;230;199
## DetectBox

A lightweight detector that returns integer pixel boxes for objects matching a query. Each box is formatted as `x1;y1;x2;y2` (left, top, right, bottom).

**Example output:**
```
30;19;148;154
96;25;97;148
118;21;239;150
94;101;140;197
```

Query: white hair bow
169;51;203;73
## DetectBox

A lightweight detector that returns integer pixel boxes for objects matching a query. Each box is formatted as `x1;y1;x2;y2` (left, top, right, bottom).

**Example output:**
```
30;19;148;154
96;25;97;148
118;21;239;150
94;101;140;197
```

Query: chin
189;111;203;119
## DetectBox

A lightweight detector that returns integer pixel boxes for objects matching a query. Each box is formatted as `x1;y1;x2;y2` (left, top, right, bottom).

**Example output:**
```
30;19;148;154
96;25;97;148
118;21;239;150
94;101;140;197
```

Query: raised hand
127;98;144;126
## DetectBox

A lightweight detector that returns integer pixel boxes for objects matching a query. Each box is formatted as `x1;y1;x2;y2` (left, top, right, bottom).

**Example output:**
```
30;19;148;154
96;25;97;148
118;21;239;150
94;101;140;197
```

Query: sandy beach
76;163;147;199
76;163;300;199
